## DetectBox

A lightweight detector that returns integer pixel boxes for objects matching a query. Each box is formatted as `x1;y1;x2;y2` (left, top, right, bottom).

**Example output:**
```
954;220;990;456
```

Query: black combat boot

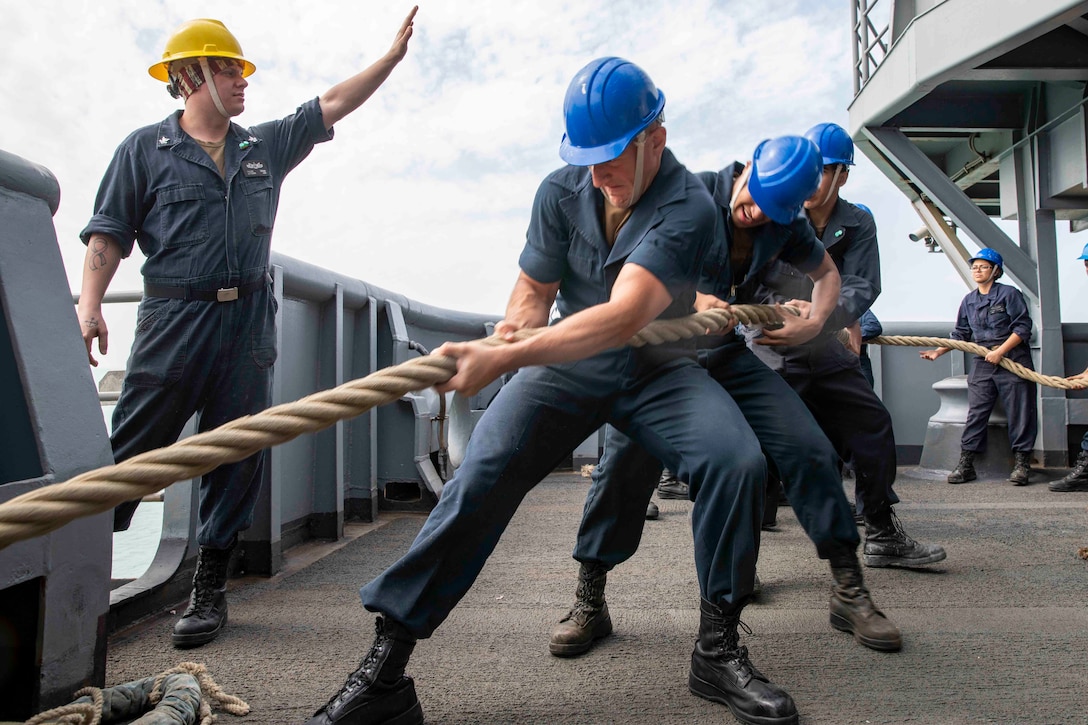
657;469;689;500
863;508;947;568
947;450;976;484
646;500;660;520
1050;450;1088;492
172;543;234;648
828;549;902;652
1009;451;1032;486
307;616;423;725
689;598;798;725
549;562;612;656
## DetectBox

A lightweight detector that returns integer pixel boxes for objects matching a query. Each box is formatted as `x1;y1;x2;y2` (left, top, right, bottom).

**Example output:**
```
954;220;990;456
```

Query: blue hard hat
748;136;822;224
1077;242;1088;260
970;250;1000;269
804;122;855;166
559;57;666;166
969;248;1003;268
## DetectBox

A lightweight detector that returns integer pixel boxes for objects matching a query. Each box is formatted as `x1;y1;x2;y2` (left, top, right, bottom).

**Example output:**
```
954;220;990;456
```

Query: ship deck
105;467;1088;725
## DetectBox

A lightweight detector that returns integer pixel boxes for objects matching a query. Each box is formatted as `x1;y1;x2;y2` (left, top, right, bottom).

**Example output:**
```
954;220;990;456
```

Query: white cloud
3;0;1086;373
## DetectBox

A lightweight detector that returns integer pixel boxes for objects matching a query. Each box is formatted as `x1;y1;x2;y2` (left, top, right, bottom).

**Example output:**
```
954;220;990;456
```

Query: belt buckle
216;287;239;302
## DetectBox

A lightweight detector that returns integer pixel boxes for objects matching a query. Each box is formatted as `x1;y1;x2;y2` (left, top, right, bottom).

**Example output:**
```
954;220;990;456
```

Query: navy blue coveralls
572;164;860;575
950;282;1037;453
745;192;899;520
858;308;883;387
81;99;333;550
359;151;768;638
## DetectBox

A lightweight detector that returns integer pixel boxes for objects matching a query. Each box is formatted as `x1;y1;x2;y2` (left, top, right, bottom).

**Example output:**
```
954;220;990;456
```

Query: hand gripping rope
0;306;1084;559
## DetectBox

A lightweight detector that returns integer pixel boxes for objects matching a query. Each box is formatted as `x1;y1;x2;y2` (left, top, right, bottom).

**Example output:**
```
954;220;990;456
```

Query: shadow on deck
106;467;1088;725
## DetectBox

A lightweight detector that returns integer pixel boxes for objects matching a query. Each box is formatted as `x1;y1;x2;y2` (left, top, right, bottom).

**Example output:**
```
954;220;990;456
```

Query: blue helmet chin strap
815;165;842;207
729;164;752;218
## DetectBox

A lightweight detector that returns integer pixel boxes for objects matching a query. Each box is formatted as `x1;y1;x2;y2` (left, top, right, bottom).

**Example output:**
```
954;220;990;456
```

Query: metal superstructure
850;0;1088;465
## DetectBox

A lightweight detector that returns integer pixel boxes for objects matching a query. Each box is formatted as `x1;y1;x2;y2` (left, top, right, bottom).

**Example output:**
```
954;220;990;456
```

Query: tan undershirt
602;199;633;245
194;138;227;178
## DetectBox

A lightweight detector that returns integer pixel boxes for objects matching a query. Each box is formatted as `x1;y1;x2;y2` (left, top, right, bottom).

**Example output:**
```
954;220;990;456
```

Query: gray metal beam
864;126;1039;296
912;200;976;289
1012;142;1069;464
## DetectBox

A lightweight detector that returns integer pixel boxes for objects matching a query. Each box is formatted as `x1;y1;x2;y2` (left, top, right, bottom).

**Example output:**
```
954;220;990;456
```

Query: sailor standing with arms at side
75;8;417;649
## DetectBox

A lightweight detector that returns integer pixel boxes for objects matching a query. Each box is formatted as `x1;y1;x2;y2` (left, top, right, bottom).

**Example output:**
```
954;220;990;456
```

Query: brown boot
829;549;902;652
549;562;612;657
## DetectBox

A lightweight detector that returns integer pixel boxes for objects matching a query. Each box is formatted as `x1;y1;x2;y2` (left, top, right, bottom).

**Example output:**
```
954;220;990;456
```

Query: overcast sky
3;1;1087;379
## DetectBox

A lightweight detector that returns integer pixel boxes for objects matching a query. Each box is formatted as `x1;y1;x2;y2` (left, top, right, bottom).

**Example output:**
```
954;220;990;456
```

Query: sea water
112;501;164;579
100;401;165;580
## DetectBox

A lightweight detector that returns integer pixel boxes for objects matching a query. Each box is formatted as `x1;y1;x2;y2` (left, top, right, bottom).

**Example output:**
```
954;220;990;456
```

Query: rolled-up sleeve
950;297;973;341
80;143;143;258
1005;287;1033;340
519;178;570;284
255;97;335;177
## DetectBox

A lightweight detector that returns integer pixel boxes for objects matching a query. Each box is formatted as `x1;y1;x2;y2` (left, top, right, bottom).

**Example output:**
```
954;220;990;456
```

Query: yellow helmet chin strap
199;57;231;119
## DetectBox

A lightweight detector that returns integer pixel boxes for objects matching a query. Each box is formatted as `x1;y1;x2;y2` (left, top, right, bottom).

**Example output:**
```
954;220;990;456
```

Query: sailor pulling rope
0;305;1083;558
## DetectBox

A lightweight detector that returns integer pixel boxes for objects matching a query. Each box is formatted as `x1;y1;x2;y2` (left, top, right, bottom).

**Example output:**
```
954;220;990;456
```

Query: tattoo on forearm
89;238;110;271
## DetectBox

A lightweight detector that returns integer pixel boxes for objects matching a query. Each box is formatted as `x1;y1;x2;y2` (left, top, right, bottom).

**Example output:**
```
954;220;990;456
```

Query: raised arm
319;6;417;129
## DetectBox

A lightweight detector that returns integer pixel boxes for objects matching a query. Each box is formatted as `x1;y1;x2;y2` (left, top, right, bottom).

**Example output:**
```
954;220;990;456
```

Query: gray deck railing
852;0;893;94
102;252;502;630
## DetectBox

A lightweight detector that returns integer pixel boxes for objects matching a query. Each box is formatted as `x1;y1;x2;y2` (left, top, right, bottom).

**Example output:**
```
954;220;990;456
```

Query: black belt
145;275;270;302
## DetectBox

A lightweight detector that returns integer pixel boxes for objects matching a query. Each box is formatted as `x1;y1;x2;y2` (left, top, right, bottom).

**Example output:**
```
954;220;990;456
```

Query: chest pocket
987;303;1010;330
761;259;812;301
158;183;208;248
242;176;275;237
566;242;607;305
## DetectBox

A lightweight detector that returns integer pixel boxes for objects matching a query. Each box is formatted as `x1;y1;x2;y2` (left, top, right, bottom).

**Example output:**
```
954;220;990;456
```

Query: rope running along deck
0;305;1083;553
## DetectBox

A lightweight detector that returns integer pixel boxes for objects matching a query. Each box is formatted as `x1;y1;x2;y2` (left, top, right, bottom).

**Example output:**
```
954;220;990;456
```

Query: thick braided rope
23;687;102;725
0;304;782;551
873;334;1088;560
22;663;248;725
871;335;1088;390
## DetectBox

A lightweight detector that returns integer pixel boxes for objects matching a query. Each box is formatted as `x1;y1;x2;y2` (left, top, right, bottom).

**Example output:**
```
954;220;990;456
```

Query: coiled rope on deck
0;305;769;551
23;662;248;725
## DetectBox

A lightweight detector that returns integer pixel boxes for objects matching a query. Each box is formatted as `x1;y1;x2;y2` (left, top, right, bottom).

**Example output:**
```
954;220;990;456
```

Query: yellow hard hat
148;19;256;82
